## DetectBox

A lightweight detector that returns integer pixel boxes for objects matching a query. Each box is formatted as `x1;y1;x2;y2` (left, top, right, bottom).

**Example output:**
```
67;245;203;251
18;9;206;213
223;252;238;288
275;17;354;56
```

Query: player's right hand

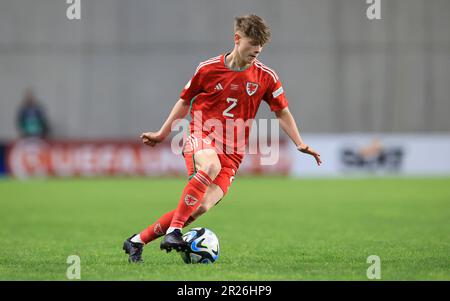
140;131;164;147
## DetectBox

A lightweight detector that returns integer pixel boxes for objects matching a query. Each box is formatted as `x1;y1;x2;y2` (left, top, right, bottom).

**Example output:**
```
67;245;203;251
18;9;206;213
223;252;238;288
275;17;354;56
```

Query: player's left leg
134;210;196;245
130;183;223;247
122;211;196;263
123;211;197;263
136;174;228;241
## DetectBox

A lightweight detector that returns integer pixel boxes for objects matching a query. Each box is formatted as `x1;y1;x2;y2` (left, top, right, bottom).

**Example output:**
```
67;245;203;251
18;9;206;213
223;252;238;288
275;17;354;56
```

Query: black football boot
160;229;188;253
122;234;144;263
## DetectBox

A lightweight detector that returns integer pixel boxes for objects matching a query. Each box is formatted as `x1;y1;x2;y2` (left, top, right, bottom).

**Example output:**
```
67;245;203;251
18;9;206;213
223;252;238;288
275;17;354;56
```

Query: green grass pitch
0;177;449;280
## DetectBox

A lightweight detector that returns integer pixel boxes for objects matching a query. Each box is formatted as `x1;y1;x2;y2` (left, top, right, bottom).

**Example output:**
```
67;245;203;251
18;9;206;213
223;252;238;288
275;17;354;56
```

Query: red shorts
182;133;237;195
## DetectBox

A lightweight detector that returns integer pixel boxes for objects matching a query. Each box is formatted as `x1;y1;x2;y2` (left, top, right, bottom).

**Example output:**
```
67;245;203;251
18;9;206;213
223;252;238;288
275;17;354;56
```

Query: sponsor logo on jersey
184;194;199;206
214;83;223;90
231;84;239;91
246;82;259;96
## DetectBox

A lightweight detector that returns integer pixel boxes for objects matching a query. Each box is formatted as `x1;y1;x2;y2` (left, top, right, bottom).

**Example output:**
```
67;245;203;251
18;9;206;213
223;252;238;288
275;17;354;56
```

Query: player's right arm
141;62;204;147
141;98;190;147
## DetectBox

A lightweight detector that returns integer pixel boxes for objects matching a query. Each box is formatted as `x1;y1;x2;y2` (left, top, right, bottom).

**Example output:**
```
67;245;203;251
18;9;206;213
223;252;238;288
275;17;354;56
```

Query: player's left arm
275;107;322;166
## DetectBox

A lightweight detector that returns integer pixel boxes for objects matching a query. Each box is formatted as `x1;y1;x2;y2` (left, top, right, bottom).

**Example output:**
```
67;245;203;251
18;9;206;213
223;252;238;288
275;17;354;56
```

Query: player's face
236;34;263;64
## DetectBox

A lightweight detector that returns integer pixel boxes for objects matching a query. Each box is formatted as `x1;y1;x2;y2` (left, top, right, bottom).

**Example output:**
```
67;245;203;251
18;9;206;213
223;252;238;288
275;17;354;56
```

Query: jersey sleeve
263;78;288;112
180;66;204;103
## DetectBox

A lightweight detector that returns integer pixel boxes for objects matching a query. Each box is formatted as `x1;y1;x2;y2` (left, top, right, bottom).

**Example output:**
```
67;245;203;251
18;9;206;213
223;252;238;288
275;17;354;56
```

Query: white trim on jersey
255;60;279;80
197;57;221;67
200;55;222;64
254;60;279;84
194;59;221;75
197;57;221;70
195;56;222;74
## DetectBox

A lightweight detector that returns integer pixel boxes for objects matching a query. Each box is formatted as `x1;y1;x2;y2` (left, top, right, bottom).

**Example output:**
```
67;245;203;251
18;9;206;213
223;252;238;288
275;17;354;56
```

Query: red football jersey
180;53;288;168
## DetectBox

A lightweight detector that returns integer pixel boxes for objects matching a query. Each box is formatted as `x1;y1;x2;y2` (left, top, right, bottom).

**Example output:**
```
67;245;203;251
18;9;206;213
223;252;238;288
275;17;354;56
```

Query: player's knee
197;157;221;180
205;161;221;179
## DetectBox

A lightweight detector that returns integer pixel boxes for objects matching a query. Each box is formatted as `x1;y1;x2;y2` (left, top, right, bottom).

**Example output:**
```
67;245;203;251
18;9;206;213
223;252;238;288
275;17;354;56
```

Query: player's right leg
160;148;221;252
133;182;223;247
123;182;224;263
122;234;145;263
123;210;197;263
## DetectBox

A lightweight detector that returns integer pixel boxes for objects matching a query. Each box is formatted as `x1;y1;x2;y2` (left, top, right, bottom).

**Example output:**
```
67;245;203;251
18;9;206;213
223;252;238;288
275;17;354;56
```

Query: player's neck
225;50;251;71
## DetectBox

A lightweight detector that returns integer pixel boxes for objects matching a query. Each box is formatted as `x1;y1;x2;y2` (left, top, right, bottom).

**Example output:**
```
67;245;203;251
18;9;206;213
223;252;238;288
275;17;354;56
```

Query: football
180;227;220;264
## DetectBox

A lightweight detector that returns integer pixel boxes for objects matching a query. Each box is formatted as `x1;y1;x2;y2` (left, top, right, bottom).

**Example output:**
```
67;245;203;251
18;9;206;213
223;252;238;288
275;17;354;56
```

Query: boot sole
160;244;187;253
123;241;130;254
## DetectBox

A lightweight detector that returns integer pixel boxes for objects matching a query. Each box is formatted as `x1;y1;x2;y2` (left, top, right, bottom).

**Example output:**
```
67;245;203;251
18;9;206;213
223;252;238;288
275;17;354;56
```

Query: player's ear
234;33;241;45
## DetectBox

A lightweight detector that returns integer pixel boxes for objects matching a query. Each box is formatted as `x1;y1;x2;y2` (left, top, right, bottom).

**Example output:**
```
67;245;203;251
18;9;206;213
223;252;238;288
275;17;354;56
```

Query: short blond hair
234;14;271;46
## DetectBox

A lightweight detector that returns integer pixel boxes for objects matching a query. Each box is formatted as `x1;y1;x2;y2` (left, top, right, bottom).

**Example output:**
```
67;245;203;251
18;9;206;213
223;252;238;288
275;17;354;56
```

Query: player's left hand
297;144;322;166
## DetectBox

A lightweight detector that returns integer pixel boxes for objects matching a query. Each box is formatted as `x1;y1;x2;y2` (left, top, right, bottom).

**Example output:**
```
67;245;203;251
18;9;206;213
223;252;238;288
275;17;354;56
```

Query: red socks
139;210;197;244
138;170;212;244
140;210;174;243
171;170;212;229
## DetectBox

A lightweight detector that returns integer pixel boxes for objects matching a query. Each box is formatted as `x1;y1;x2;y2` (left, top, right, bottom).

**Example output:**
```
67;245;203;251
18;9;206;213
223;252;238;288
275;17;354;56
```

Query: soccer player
123;14;322;263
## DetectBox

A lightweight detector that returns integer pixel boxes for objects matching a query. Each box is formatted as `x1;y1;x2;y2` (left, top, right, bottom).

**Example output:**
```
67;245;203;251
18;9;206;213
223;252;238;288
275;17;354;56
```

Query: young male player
123;14;322;263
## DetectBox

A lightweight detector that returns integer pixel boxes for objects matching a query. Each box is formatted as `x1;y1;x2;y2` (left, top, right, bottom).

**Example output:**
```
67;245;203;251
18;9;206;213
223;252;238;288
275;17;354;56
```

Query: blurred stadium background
0;0;449;280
